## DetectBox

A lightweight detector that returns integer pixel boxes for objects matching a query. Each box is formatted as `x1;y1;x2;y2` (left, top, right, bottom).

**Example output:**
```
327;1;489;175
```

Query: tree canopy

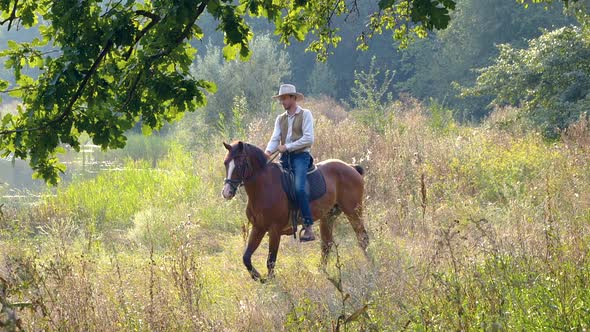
0;0;573;183
460;24;590;136
395;0;572;120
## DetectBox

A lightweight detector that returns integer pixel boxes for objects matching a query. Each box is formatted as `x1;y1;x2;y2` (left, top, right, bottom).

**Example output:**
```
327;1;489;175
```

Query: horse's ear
237;141;244;151
223;142;232;151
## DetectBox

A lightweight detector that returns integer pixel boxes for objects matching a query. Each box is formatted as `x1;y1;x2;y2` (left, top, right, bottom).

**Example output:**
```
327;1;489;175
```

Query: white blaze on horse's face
222;159;236;200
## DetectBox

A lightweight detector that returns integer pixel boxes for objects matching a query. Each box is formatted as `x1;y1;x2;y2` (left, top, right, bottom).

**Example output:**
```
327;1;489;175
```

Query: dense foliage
0;0;465;184
461;23;590;136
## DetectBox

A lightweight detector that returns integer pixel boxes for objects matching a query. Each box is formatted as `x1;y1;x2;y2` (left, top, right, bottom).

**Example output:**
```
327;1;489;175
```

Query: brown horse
221;141;369;282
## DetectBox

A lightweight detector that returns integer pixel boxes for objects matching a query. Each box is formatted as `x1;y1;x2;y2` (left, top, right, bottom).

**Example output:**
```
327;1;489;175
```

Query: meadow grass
1;99;589;331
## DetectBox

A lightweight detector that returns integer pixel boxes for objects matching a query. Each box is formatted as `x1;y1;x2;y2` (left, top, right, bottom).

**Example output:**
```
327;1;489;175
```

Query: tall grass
1;99;589;330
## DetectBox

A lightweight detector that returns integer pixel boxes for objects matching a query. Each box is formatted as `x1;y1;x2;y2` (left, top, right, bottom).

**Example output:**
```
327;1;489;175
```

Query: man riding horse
221;84;369;281
265;84;316;242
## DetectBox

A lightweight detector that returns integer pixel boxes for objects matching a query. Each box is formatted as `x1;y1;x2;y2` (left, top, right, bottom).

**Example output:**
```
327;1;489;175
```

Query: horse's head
221;141;249;200
221;141;270;199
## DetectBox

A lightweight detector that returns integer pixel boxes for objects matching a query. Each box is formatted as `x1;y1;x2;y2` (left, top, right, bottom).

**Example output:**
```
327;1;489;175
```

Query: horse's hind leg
320;209;339;266
243;226;265;282
342;204;370;257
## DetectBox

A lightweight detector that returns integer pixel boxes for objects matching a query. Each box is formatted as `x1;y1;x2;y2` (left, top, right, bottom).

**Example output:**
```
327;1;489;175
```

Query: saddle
279;156;327;237
280;158;326;203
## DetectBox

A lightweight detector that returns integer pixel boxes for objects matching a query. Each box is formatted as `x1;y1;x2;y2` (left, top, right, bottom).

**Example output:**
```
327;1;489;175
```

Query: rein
267;150;280;164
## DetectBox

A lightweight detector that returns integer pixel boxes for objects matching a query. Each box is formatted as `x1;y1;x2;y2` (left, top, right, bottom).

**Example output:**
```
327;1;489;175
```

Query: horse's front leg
243;226;265;282
266;230;281;280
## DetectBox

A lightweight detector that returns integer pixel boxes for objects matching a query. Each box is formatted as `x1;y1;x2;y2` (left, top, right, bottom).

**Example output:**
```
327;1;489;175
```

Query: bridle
224;153;250;193
224;149;280;194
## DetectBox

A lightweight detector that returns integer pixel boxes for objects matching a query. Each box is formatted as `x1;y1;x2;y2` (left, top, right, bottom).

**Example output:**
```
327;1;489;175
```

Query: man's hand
278;145;288;153
265;150;272;157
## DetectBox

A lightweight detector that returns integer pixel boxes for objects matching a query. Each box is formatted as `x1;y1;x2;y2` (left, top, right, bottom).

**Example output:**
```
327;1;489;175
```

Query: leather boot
300;223;315;242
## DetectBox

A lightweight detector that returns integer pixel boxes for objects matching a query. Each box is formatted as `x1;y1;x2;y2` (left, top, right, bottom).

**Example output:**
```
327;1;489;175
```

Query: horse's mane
243;142;269;169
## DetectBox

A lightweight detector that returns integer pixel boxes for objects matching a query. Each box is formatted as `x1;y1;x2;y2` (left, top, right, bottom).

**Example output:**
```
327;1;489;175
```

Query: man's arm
265;115;281;154
285;110;314;152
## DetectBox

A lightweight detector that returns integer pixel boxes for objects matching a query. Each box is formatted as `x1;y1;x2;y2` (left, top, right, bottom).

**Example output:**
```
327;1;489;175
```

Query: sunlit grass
1;100;589;330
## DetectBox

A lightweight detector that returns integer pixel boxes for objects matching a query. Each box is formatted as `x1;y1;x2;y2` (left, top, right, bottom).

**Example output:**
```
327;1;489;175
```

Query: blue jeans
280;152;313;226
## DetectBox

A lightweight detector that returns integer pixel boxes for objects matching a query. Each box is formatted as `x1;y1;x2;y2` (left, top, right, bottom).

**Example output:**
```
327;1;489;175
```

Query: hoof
250;270;262;281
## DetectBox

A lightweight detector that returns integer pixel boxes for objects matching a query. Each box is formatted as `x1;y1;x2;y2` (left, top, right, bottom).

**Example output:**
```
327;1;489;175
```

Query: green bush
460;26;590;137
449;133;559;202
350;56;394;133
428;99;458;135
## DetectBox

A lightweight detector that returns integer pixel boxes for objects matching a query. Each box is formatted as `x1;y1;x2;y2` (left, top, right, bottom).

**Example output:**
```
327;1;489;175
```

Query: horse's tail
351;164;365;176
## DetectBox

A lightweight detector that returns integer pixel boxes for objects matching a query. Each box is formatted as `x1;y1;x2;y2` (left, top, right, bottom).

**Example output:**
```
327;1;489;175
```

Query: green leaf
141;124;153;136
203;80;217;93
222;44;239;60
193;25;204;40
1;113;13;126
7;40;18;50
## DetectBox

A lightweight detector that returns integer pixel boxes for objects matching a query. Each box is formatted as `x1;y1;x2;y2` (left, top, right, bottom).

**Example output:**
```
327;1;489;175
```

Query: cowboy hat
272;84;304;101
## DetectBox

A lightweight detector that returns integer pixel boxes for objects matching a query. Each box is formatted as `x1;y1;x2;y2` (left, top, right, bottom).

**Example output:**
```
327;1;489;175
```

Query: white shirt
266;106;314;153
